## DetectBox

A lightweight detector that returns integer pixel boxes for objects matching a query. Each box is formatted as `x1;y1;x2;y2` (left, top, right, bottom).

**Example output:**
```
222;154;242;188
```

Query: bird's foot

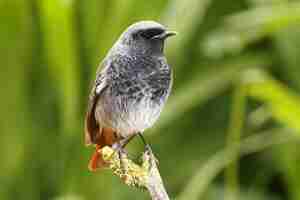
112;142;128;175
144;144;159;165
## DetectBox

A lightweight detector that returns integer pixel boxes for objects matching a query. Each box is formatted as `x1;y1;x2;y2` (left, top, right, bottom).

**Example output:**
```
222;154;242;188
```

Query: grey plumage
85;21;175;146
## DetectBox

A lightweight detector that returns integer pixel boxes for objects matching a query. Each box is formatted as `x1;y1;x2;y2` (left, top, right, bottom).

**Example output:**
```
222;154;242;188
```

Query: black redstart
84;21;176;171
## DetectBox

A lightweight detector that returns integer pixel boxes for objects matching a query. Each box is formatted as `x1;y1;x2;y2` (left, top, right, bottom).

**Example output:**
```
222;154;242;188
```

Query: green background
1;0;300;199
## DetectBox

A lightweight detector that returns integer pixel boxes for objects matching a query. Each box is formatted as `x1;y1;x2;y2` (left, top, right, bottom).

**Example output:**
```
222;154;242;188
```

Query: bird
84;21;176;171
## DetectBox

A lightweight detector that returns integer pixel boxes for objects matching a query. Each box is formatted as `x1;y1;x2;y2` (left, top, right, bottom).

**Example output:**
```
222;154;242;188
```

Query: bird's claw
112;143;128;174
144;144;159;165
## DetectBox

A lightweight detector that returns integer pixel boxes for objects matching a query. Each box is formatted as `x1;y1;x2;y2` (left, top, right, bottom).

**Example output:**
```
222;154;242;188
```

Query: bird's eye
139;28;164;39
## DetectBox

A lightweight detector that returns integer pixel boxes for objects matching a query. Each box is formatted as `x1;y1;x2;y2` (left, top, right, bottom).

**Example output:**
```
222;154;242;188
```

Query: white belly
95;96;163;138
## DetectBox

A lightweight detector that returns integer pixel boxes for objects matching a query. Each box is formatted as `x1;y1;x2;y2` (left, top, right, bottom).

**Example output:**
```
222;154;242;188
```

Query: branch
100;146;170;200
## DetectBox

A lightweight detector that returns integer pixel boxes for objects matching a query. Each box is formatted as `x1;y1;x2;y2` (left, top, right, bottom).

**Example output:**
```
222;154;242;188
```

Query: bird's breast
96;93;165;138
96;54;172;137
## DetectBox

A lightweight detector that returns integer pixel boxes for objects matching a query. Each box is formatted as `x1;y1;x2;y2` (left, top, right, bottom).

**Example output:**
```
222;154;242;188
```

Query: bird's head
117;21;176;56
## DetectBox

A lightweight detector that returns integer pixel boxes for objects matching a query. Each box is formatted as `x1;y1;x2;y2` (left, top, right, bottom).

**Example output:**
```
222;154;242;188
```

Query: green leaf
176;128;298;200
203;2;300;58
243;68;300;133
38;0;80;133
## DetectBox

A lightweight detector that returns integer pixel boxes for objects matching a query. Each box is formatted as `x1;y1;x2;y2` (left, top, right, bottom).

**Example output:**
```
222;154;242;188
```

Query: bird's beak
164;31;177;38
152;31;177;40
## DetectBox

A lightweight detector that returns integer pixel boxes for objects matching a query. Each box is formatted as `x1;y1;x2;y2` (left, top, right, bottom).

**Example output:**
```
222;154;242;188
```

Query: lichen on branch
100;146;170;200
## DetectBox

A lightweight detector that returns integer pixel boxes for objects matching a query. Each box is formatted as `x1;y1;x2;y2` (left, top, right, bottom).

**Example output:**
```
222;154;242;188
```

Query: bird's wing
84;61;109;146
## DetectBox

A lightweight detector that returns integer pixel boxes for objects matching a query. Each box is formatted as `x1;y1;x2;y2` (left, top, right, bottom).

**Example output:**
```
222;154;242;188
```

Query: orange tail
88;145;108;171
88;128;118;172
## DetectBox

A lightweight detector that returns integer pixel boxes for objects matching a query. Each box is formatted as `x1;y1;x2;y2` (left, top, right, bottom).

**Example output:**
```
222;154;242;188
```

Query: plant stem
225;84;247;200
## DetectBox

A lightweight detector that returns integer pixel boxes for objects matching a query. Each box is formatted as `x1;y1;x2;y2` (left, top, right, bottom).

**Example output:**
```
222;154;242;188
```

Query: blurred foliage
1;0;300;200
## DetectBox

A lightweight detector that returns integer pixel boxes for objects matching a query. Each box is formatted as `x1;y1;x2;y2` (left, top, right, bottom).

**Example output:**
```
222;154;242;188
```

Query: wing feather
84;62;108;145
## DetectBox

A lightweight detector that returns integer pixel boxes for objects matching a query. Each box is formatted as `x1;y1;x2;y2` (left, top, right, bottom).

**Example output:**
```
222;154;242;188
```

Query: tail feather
88;127;118;172
88;145;107;171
